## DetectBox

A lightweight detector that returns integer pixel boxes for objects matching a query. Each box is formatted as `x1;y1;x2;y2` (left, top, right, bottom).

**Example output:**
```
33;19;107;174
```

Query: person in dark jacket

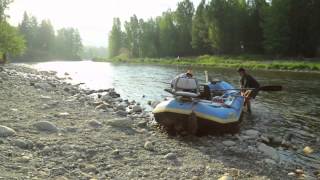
238;67;260;113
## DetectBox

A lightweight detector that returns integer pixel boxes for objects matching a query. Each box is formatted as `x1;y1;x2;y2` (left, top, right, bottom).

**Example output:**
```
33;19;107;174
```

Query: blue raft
153;80;245;135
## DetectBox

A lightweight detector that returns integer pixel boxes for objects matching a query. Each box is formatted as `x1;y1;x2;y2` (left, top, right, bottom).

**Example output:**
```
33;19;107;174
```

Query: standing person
238;67;260;113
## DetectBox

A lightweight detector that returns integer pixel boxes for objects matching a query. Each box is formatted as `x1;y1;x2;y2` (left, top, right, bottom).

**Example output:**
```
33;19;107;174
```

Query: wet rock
288;172;295;176
88;120;103;128
137;120;148;128
101;95;112;102
116;110;128;117
40;95;52;100
244;129;259;138
66;127;78;133
33;121;58;133
95;103;107;110
144;141;154;151
17;155;32;163
106;118;133;128
34;82;52;91
164;153;177;160
132;105;142;113
263;159;276;165
295;169;304;175
82;164;98;174
222;140;236;147
116;104;126;111
257;143;279;161
0;125;16;137
218;175;233;180
12;139;33;149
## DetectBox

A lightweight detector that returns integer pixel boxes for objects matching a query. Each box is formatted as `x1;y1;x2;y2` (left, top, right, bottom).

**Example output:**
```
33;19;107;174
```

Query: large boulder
33;121;58;133
0;125;16;137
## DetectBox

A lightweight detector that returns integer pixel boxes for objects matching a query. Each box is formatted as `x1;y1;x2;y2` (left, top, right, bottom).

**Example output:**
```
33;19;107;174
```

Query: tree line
0;0;25;61
16;12;83;61
108;0;320;59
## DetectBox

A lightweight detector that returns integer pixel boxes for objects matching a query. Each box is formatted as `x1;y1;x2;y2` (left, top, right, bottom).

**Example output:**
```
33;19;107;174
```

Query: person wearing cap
238;67;260;113
170;69;194;90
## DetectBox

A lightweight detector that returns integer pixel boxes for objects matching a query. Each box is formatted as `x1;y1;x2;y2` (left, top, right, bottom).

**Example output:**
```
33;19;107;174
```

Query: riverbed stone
132;105;142;113
116;110;128;117
164;153;177;160
144;141;154;151
218;175;233;180
258;143;280;161
222;140;236;147
88;120;103;128
245;129;260;138
12;139;34;149
0;125;16;137
33;121;58;133
106;118;133;128
34;82;52;91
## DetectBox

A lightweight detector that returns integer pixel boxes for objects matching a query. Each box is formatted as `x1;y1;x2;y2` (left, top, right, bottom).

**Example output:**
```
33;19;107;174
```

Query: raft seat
174;77;200;98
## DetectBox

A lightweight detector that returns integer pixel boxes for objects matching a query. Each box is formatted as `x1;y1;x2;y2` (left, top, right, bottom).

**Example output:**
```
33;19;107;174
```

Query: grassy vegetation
94;54;320;72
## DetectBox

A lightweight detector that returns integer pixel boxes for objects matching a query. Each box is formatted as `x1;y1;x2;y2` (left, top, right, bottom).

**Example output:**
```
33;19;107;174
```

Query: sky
7;0;201;47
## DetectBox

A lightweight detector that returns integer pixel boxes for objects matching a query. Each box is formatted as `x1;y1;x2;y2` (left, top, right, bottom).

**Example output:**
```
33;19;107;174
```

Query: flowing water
31;60;320;173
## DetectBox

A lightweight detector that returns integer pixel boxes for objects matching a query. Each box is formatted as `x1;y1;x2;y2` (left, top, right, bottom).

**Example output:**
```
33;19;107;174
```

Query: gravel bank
0;64;317;179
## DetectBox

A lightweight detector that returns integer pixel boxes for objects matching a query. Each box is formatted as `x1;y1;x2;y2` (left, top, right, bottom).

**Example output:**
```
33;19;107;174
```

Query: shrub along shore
94;55;320;72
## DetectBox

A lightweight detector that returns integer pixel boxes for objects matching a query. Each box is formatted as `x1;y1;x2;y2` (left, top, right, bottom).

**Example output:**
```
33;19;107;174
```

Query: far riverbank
94;55;320;72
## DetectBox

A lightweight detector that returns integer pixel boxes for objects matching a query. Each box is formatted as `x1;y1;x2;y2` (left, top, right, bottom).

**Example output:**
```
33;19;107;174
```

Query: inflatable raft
153;78;244;135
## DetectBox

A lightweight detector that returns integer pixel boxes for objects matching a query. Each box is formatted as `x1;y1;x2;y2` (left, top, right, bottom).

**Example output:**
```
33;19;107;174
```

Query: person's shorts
244;89;259;99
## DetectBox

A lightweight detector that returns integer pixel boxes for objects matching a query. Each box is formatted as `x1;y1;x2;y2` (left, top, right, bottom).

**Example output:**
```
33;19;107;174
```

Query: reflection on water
32;60;320;173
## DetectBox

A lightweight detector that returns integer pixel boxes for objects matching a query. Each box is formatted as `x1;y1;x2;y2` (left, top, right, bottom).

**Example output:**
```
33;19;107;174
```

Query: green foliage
108;18;123;58
108;0;320;59
0;21;25;56
0;0;13;22
16;12;83;60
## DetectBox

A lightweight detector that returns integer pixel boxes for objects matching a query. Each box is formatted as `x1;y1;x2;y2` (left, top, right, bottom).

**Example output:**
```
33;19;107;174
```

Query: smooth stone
263;158;276;165
58;112;70;117
101;95;112;102
0;125;16;137
258;143;280;161
116;104;126;111
303;146;314;155
88;120;103;128
144;141;154;151
40;95;52;100
106;118;132;128
116;110;128;117
12;139;33;149
34;82;52;91
218;175;233;180
245;129;259;138
33;121;58;132
132;105;142;113
95;103;107;110
222;140;236;147
164;153;177;160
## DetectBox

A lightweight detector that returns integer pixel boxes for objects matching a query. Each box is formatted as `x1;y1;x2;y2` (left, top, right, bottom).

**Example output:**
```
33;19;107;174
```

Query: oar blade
259;85;282;91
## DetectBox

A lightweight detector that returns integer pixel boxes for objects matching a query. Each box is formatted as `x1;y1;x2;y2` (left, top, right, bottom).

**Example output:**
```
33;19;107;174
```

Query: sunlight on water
33;61;114;90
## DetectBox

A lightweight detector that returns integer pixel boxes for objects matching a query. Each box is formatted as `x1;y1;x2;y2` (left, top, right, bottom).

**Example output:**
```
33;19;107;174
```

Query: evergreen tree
108;18;123;58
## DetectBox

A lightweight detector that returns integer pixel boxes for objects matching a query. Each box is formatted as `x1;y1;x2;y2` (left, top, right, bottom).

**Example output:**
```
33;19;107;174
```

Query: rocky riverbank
0;64;318;179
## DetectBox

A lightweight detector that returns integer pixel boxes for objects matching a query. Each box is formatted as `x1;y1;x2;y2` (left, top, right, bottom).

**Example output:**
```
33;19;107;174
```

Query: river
31;60;319;172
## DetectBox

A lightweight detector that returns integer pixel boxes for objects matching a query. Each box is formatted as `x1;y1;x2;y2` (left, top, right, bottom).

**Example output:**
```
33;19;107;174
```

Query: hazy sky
7;0;201;47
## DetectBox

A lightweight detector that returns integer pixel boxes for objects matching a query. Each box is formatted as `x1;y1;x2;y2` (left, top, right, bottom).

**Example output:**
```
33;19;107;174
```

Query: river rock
101;95;112;102
0;125;16;137
106;118;132;128
151;101;160;108
222;140;236;147
164;153;177;160
218;175;233;180
33;121;58;132
12;139;33;149
116;110;128;117
116;104;126;111
95;103;108;110
34;82;52;91
132;105;142;113
88;120;103;128
40;95;52;100
257;143;280;161
244;129;259;138
144;141;154;151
